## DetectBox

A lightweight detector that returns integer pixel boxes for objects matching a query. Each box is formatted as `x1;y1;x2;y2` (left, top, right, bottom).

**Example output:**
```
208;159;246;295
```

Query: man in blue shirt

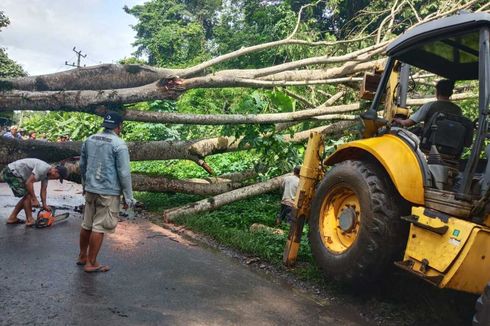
3;125;23;139
78;112;135;273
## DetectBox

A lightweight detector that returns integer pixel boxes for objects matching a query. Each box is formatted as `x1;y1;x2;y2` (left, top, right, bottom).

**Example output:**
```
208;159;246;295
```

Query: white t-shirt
8;158;51;182
281;175;299;206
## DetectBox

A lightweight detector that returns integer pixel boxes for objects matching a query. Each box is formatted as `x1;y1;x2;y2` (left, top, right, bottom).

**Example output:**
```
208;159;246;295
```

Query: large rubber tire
473;283;490;325
308;159;408;286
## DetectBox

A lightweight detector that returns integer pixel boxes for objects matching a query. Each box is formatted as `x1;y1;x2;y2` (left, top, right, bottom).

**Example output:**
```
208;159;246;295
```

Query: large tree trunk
0;120;355;166
162;174;286;221
131;174;243;196
0;92;476;125
62;160;256;196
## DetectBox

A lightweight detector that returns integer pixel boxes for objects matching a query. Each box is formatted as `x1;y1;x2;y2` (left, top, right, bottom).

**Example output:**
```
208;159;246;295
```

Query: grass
134;191;476;325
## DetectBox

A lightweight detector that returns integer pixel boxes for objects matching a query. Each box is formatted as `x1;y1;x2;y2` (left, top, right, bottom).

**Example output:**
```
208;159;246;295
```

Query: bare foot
25;218;36;227
76;254;88;266
6;218;25;225
84;264;111;273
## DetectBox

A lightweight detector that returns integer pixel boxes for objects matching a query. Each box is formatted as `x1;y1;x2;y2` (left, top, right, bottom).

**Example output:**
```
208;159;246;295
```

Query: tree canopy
0;11;26;78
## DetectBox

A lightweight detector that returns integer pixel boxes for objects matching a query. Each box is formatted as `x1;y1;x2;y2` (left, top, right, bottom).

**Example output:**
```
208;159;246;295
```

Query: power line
65;46;87;68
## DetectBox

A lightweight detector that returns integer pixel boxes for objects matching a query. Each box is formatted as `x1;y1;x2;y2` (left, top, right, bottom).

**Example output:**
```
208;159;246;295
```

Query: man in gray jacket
78;112;135;273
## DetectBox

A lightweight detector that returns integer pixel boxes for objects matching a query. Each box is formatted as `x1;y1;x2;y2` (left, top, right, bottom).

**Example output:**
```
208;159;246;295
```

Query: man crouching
1;158;68;226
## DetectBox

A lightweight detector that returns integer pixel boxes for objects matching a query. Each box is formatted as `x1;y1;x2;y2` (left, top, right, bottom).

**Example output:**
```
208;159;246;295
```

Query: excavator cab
283;12;490;324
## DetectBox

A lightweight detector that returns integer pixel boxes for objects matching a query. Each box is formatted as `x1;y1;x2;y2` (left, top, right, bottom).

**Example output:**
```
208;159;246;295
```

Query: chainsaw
35;208;70;228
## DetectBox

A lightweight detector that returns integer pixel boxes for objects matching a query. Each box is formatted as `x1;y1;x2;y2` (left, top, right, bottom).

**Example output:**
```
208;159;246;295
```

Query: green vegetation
0;11;26;78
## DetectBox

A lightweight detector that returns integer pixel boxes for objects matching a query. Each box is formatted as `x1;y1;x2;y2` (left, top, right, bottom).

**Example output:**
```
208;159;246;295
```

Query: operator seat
422;101;462;125
419;112;473;158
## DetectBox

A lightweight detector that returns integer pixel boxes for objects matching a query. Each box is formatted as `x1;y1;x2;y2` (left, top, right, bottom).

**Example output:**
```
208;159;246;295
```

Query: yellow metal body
400;207;490;294
286;57;488;297
318;186;360;253
283;132;324;266
324;134;424;205
382;62;400;122
361;61;410;138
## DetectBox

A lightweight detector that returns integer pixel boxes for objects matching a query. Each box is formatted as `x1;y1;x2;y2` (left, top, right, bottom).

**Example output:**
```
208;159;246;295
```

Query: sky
0;0;147;76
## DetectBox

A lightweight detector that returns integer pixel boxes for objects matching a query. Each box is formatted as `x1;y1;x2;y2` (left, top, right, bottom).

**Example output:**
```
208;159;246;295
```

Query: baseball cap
55;165;69;183
102;112;124;129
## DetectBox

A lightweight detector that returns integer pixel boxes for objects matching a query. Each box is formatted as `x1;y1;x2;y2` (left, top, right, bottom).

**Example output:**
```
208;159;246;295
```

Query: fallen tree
0;120;357;166
163;174;287;221
0;0;485;205
62;160;257;196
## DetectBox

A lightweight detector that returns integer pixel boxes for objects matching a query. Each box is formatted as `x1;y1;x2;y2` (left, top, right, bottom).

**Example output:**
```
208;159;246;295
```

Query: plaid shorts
1;167;27;197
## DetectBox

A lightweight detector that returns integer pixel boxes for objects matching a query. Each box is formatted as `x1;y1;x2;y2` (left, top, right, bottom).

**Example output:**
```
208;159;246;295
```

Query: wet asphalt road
0;181;365;326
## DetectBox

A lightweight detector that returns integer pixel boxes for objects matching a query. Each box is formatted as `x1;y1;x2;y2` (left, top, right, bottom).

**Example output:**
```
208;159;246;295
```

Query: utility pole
65;46;87;68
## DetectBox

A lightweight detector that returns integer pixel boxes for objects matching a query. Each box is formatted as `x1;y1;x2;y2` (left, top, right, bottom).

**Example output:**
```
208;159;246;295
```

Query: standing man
276;166;301;225
78;112;135;273
1;158;68;226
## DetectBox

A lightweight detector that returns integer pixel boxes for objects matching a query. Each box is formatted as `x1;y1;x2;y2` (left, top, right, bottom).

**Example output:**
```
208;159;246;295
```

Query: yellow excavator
283;12;490;324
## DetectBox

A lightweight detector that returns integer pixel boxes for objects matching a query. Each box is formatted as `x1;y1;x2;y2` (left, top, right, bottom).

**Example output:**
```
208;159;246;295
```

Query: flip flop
84;265;111;273
76;260;87;266
6;219;26;225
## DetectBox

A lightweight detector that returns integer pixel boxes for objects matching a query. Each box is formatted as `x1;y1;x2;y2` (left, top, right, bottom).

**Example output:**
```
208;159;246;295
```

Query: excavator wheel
473;283;490;325
308;160;408;286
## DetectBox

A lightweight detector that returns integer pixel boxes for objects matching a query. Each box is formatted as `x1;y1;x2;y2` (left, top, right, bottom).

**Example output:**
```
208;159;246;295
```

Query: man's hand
42;204;51;212
392;118;403;126
120;198;136;220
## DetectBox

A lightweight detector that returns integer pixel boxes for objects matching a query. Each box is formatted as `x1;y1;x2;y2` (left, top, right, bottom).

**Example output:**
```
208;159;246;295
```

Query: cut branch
162;175;287;221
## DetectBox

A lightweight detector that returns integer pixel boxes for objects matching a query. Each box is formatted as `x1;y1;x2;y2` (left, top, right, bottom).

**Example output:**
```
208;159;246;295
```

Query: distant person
276;166;301;225
19;128;28;140
78;112;135;273
28;131;37;140
2;125;22;140
1;158;68;226
39;133;47;141
393;79;461;127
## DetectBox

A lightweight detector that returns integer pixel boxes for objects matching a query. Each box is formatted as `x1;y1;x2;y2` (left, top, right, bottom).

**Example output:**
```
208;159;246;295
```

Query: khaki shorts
81;192;120;234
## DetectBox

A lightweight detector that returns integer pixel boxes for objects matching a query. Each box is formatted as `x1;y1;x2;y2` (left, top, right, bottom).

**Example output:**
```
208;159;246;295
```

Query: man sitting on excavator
393;79;461;127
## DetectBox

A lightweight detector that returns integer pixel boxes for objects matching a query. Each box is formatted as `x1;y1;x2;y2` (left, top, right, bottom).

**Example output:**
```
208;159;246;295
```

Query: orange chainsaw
35;208;70;228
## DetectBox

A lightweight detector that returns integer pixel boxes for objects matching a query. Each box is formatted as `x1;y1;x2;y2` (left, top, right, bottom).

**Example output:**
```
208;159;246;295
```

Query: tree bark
0;59;383;112
61;160;255;196
0;100;362;124
0;120;355;166
131;174;245;196
0;64;180;91
162;174;286;221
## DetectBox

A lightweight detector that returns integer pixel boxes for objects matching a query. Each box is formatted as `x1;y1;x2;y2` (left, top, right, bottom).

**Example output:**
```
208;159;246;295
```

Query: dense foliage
0;11;26;78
